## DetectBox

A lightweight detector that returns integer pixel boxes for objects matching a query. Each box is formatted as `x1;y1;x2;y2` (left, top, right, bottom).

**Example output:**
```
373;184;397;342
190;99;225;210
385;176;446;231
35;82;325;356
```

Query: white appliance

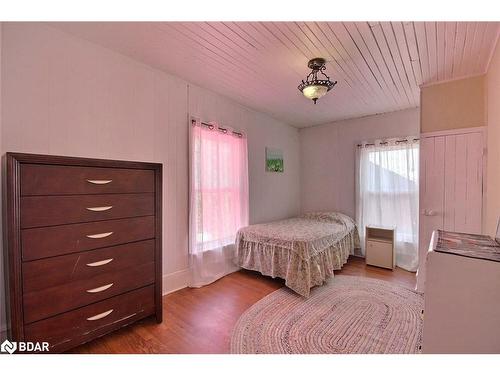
422;229;500;353
365;226;395;269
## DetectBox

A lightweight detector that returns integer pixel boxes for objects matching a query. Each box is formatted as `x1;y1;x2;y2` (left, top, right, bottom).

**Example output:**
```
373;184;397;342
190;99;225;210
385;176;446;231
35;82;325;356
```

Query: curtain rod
357;138;419;147
191;119;243;138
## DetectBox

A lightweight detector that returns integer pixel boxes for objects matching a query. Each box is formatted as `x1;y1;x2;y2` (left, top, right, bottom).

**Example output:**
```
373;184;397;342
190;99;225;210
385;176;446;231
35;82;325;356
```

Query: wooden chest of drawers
4;153;163;353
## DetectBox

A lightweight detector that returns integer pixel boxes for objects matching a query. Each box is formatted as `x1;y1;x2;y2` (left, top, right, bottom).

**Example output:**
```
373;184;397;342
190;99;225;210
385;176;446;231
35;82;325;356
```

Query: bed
235;212;360;297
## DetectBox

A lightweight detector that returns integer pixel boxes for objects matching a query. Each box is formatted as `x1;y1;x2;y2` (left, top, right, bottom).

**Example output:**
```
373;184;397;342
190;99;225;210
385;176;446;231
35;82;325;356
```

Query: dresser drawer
22;216;155;261
21;193;154;228
23;239;155;293
24;262;155;323
24;285;155;352
21;164;155;196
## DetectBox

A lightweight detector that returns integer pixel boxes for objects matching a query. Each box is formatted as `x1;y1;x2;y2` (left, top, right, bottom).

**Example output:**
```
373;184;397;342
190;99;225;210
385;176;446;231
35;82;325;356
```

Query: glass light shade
302;84;328;101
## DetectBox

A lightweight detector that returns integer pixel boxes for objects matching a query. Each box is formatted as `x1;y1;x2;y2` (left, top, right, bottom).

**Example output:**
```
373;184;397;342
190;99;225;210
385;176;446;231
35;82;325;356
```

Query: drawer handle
86;283;114;293
87;309;114;321
86;258;114;267
86;179;113;185
86;231;113;239
86;206;113;212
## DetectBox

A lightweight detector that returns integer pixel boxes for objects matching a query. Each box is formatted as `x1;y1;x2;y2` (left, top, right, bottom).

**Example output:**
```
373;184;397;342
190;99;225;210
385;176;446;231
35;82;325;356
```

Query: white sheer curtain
356;138;419;271
188;119;249;287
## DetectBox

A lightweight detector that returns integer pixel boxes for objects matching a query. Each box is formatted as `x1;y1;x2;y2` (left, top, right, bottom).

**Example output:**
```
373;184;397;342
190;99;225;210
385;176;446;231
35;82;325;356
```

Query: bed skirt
235;229;359;297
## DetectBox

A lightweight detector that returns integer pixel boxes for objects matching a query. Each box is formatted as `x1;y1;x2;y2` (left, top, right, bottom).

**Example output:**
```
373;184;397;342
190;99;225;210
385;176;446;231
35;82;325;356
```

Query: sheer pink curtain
189;120;249;287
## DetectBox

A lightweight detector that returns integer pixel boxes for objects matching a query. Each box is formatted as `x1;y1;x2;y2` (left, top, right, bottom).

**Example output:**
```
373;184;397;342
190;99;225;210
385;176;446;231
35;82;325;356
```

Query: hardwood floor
70;256;415;354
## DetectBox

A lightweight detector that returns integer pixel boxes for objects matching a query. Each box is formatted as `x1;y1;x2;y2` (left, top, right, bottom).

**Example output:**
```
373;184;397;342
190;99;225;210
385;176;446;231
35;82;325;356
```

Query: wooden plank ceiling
50;22;499;128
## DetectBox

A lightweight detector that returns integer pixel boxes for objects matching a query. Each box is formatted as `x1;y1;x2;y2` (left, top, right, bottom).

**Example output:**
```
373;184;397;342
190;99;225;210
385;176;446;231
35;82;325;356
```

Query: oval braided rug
231;275;423;354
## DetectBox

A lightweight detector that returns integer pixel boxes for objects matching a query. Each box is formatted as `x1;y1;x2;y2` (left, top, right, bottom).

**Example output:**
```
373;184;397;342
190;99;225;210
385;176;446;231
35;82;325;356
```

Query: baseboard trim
162;269;189;295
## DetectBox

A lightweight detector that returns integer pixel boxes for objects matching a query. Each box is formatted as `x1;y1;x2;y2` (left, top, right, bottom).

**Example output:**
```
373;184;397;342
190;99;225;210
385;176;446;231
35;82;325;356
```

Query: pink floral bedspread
235;212;360;296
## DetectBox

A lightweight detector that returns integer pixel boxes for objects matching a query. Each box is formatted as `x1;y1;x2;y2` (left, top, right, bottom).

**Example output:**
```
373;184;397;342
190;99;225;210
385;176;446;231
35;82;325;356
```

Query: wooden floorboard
70;256;415;354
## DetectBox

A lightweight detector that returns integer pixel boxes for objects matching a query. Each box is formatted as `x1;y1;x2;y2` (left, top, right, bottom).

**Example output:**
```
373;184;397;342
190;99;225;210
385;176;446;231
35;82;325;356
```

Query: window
356;139;419;271
188;120;249;286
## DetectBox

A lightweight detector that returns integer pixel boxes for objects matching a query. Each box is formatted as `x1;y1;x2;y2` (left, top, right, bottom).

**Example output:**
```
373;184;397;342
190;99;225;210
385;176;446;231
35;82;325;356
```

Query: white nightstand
365;226;396;270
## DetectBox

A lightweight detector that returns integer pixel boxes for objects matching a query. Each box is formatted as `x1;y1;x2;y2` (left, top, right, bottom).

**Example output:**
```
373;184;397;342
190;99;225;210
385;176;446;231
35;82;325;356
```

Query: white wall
486;38;500;236
0;23;300;332
299;108;420;218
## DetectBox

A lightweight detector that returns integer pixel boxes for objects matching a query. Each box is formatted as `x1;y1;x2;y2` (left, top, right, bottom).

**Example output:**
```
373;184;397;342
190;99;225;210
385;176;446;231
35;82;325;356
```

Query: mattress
235;212;360;297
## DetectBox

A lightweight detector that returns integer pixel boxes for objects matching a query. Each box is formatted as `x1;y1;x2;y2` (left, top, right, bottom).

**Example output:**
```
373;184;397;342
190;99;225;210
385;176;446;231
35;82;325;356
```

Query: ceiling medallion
298;57;337;104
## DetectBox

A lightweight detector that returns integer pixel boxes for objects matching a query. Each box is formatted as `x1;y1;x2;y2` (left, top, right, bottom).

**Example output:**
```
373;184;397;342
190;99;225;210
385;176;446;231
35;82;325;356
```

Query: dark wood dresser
3;153;162;353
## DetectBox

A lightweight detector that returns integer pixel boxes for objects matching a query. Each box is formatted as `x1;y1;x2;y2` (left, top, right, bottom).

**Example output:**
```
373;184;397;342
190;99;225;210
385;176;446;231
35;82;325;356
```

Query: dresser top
434;230;500;263
6;152;162;170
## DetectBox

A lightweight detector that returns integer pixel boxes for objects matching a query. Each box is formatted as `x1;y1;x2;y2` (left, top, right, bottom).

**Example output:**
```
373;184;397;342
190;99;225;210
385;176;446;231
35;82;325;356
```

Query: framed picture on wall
266;147;284;172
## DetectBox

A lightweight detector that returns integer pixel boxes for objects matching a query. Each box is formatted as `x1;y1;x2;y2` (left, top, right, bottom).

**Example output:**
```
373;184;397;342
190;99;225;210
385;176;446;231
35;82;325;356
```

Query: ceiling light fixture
298;58;337;104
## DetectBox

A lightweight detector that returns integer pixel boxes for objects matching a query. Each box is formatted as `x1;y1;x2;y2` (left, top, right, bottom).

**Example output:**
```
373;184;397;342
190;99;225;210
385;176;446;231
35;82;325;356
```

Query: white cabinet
365;226;395;269
417;127;485;291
